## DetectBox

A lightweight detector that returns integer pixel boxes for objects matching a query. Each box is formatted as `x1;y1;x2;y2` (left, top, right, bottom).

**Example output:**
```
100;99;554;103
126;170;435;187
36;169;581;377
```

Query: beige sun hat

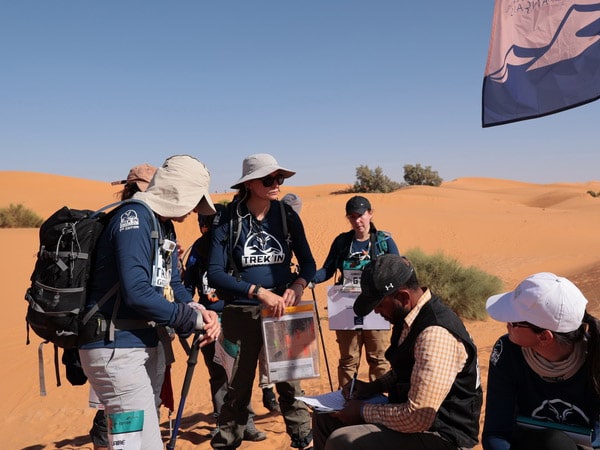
134;154;215;218
231;153;295;190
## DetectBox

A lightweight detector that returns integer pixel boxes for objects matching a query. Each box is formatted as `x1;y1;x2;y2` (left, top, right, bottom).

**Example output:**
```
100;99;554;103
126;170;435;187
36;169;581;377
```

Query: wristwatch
252;284;262;298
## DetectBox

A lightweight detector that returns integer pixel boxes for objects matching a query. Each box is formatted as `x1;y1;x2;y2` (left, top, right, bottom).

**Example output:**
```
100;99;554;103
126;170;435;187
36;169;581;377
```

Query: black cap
345;196;371;215
353;254;415;316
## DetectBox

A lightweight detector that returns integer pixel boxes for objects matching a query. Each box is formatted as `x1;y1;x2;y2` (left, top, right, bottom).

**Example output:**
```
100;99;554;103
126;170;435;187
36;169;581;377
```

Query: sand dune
1;171;599;450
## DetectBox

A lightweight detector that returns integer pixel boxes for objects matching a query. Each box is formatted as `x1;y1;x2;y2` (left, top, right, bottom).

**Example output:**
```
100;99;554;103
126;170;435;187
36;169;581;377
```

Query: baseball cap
346;196;371;215
486;272;587;333
111;163;157;191
353;254;415;317
231;153;295;190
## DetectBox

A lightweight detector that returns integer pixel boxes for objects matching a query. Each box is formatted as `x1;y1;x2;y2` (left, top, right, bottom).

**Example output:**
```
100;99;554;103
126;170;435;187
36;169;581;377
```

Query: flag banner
482;1;600;127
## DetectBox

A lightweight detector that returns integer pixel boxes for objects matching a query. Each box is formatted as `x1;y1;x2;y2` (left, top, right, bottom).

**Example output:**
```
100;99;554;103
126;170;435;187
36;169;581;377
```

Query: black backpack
24;199;160;392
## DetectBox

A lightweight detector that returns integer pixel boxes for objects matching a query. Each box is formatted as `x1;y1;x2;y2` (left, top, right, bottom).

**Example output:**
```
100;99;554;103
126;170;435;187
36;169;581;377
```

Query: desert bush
587;190;600;198
0;204;44;228
403;163;443;186
405;248;502;320
350;165;403;193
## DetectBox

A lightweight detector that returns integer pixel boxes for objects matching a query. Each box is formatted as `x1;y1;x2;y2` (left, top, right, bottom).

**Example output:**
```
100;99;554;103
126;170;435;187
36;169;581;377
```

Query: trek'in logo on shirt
241;230;285;267
119;209;140;232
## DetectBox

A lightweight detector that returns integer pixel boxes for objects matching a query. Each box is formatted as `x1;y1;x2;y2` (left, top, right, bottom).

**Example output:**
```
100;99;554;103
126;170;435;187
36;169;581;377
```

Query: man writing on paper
313;254;482;450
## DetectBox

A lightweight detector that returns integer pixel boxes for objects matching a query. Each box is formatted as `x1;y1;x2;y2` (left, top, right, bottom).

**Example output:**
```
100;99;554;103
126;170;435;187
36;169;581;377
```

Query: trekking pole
310;286;334;391
166;330;203;450
178;335;192;356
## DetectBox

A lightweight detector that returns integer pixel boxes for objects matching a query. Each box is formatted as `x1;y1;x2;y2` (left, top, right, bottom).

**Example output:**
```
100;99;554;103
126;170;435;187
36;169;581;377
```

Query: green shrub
405;248;503;320
0;204;44;228
403;163;443;186
350;165;403;193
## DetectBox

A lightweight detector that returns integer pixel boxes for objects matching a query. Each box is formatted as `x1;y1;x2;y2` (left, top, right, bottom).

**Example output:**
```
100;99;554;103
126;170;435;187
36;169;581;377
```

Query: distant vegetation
405;248;503;320
587;190;600;198
0;204;44;228
346;163;443;194
403;163;443;187
348;165;403;193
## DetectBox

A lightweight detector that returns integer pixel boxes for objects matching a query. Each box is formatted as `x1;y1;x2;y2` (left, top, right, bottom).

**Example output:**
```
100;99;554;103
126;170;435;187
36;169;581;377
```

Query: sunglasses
260;174;285;187
509;322;545;333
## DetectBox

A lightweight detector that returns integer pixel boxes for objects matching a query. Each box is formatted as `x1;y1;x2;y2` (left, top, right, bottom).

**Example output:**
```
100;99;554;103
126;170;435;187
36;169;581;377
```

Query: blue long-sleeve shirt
313;228;399;284
81;202;194;349
208;200;316;305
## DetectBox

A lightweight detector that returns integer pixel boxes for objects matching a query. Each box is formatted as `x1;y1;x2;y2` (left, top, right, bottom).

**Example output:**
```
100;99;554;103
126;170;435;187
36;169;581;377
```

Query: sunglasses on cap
509;321;545;333
260;174;285;187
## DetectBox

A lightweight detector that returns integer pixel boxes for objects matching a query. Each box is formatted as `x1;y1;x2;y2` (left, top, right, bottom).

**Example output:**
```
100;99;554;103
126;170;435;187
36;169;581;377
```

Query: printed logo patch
532;399;589;428
241;231;285;267
490;339;503;367
119;209;140;232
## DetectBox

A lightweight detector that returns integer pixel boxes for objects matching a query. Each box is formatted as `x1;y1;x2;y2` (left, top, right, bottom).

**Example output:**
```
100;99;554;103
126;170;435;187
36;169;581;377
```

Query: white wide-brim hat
135;154;215;218
231;153;295;190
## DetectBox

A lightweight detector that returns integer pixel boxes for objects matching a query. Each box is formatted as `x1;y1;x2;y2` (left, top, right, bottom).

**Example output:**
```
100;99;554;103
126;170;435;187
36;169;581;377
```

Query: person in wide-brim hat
230;153;295;190
209;152;316;449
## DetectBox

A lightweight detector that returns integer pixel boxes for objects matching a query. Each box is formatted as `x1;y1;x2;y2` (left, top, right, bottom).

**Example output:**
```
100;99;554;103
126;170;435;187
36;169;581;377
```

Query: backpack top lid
198;203;226;230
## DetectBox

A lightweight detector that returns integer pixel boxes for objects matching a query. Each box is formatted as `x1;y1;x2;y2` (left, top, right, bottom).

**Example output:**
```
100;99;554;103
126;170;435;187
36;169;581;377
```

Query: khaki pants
335;329;391;388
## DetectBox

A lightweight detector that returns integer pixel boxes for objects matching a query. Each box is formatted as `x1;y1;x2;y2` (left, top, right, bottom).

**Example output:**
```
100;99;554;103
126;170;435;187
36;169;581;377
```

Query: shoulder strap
370;230;389;259
279;200;291;246
227;201;242;281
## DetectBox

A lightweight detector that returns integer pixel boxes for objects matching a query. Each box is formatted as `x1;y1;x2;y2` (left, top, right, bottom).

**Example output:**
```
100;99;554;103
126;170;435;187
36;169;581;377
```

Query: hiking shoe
243;425;267;442
262;387;280;412
290;430;313;449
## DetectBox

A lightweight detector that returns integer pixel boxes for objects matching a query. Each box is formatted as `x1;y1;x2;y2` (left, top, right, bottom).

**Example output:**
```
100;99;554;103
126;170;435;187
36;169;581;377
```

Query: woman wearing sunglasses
483;272;600;450
208;153;316;450
312;195;399;388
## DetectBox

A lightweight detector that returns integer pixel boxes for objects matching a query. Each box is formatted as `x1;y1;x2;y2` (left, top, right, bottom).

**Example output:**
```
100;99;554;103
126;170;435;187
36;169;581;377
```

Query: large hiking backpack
24;199;160;349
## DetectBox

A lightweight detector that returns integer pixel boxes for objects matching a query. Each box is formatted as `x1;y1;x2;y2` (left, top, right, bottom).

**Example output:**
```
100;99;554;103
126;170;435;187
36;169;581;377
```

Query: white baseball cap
486;272;587;333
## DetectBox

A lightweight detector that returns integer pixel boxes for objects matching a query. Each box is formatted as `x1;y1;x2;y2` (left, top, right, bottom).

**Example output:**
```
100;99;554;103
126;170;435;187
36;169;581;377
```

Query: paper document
296;390;388;413
261;302;320;383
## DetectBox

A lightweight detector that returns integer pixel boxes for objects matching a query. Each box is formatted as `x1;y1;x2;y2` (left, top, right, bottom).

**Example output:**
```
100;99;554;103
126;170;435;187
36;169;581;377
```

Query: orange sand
2;171;600;450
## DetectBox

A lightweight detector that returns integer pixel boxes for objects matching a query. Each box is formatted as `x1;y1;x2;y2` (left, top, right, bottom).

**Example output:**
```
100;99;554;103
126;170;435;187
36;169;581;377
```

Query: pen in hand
348;371;357;400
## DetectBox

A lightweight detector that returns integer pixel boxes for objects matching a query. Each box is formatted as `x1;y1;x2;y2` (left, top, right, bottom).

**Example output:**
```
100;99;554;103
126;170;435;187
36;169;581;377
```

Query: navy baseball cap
345;196;371;215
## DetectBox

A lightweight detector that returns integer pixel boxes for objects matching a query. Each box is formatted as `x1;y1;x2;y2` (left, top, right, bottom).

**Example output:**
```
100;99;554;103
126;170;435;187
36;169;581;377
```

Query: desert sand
2;171;600;450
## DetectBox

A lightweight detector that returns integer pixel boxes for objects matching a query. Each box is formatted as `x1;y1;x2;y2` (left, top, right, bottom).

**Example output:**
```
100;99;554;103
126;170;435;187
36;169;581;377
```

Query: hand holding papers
296;390;388;414
349;371;357;400
261;302;320;383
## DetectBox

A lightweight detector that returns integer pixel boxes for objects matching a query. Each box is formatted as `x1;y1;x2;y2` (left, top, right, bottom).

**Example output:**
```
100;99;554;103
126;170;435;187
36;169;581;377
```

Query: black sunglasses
260;175;285;187
509;321;545;333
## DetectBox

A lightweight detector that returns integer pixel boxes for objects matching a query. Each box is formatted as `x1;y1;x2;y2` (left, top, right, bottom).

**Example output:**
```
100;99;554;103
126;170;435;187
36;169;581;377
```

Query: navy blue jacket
482;334;600;450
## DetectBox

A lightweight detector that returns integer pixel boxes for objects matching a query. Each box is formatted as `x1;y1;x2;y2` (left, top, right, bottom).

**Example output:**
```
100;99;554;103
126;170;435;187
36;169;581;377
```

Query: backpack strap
224;200;244;282
280;200;291;247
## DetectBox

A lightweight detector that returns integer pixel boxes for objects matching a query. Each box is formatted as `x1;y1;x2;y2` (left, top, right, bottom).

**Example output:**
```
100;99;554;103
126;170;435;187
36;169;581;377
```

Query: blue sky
1;1;598;193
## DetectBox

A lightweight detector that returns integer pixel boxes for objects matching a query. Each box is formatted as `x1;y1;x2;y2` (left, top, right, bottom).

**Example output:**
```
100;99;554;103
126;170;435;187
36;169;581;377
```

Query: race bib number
108;410;144;450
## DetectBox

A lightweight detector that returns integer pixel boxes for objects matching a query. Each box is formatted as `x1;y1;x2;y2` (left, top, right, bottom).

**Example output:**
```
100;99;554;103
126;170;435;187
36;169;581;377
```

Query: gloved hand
171;302;199;338
184;302;220;347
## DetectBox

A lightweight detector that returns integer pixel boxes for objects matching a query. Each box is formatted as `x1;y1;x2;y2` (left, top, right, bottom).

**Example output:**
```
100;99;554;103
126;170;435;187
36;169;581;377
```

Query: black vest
386;295;482;448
